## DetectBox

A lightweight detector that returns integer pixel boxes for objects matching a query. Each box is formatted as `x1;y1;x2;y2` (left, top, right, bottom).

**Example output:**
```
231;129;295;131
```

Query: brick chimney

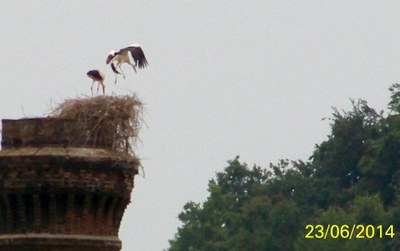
0;118;139;251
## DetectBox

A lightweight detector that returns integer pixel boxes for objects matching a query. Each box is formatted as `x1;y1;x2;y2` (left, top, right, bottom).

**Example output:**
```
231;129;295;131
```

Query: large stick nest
51;95;143;158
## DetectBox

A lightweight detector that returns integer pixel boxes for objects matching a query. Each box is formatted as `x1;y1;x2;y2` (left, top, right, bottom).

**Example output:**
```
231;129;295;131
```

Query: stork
106;44;148;83
86;70;105;95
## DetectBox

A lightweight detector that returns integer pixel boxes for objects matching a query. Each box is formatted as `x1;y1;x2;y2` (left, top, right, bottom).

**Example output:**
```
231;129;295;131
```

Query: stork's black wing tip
138;58;149;69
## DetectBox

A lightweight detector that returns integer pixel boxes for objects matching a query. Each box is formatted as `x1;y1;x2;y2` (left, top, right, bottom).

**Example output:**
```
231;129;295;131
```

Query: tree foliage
167;85;400;251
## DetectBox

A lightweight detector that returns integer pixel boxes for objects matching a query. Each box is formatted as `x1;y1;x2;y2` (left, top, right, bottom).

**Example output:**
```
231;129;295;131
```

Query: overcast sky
1;1;400;250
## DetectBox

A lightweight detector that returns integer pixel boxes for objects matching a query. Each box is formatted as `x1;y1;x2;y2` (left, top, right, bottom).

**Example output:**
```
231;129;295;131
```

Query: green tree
168;158;275;251
168;84;400;251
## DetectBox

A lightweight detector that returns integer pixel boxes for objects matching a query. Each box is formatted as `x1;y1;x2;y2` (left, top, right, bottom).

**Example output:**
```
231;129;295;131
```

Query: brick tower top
0;117;140;251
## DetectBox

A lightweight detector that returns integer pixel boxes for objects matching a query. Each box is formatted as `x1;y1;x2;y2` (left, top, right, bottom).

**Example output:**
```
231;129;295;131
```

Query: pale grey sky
1;1;400;250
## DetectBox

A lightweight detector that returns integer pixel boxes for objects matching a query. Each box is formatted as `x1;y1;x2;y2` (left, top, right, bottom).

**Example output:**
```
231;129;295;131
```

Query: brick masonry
0;118;139;251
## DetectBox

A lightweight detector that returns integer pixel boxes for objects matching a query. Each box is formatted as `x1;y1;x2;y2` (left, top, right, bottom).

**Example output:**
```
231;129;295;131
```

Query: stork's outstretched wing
125;45;148;69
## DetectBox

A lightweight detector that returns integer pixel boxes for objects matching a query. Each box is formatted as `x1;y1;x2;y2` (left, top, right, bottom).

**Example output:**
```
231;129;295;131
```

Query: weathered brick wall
0;118;139;251
1;118;114;149
0;234;122;251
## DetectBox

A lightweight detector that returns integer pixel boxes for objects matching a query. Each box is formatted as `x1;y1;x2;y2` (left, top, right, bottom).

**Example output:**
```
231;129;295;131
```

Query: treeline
167;85;400;251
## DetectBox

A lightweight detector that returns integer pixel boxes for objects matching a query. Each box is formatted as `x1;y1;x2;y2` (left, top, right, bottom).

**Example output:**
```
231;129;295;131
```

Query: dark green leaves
168;85;400;251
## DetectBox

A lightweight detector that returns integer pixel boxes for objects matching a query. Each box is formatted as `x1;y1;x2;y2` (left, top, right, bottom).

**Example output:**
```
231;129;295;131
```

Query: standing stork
87;70;105;95
106;44;148;83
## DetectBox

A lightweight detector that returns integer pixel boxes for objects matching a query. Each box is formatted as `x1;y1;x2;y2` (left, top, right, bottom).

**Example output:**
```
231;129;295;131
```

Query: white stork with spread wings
106;44;148;83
